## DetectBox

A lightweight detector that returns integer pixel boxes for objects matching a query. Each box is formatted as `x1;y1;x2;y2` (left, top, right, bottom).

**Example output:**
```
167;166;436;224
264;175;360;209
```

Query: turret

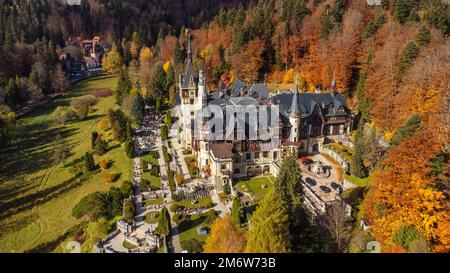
289;82;301;118
289;81;301;142
198;69;207;108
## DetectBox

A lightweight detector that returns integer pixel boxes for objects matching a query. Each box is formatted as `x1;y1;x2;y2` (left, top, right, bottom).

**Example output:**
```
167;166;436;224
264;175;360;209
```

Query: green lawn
141;153;159;167
0;75;134;252
323;143;354;162
143;211;160;224
175;197;213;210
123;240;138;249
178;213;211;251
345;175;370;187
235;176;275;198
145;197;164;207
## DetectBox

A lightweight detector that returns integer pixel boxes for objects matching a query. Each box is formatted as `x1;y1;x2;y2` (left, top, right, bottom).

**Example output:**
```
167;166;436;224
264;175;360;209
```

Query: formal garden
141;151;161;190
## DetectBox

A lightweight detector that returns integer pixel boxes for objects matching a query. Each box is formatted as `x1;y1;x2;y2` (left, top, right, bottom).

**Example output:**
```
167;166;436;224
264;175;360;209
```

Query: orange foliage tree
363;129;449;252
203;214;246;253
230;38;265;83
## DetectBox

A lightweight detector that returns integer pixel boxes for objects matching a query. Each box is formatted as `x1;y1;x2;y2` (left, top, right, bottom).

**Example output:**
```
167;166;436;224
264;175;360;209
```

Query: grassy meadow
0;75;133;252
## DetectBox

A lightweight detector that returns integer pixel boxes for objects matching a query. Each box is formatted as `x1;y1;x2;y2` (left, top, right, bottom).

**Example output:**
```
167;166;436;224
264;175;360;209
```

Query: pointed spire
187;31;192;60
289;81;300;117
331;71;336;92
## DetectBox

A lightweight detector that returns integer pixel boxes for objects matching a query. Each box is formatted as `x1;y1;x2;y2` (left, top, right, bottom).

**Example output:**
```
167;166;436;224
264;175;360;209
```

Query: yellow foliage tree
203;214;246;253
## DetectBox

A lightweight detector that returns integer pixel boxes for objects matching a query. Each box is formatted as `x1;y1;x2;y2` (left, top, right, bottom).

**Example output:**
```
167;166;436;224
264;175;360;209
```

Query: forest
0;0;449;253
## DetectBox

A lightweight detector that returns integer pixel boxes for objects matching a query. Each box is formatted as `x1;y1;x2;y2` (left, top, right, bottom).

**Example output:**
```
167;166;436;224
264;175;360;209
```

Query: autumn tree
51;64;69;93
139;47;153;96
317;201;351;252
230;38;265;83
363;129;449;252
102;44;123;74
130;31;142;60
204;215;246;253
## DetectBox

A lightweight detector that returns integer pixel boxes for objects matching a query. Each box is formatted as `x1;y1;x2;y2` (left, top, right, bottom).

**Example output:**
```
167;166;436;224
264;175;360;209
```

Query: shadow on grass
0;126;79;181
0;173;86;221
177;216;206;235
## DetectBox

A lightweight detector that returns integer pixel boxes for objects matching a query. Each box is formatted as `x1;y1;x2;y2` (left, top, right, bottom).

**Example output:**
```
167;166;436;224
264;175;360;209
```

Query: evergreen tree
131;92;144;126
125;139;134;158
246;191;291;253
147;64;166;99
174;40;185;68
123;199;135;223
392;0;418;24
115;67;132;106
156;207;171;236
84;152;95;171
91;131;98;150
231;198;241;225
416;25;430;46
351;124;368;178
390;114;422;147
356;73;372;122
165;62;175;93
363;15;386;39
397;41;418;80
274;155;303;232
94;137;108;155
108;109;129;142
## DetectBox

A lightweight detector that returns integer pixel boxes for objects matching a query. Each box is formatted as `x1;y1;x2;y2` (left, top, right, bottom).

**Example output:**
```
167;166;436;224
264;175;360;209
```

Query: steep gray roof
249;83;269;100
273;92;350;121
181;58;197;89
230;78;249;97
288;84;300;116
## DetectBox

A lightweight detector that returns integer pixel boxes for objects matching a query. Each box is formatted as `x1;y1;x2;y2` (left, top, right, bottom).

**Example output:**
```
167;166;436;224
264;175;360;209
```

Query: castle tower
197;69;211;173
289;82;301;143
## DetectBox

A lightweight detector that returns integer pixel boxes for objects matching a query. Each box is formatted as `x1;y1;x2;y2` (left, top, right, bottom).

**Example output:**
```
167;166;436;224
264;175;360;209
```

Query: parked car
305;177;317;187
330;182;343;194
300;157;313;165
320;185;331;193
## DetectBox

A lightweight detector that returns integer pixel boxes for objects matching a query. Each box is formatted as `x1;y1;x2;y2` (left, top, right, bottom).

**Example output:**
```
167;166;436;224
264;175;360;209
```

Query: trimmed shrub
104;172;120;183
99;159;111;170
125;139;134;158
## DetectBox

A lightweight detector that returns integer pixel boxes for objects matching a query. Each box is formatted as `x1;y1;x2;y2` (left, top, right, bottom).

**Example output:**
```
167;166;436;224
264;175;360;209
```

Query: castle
175;36;354;190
